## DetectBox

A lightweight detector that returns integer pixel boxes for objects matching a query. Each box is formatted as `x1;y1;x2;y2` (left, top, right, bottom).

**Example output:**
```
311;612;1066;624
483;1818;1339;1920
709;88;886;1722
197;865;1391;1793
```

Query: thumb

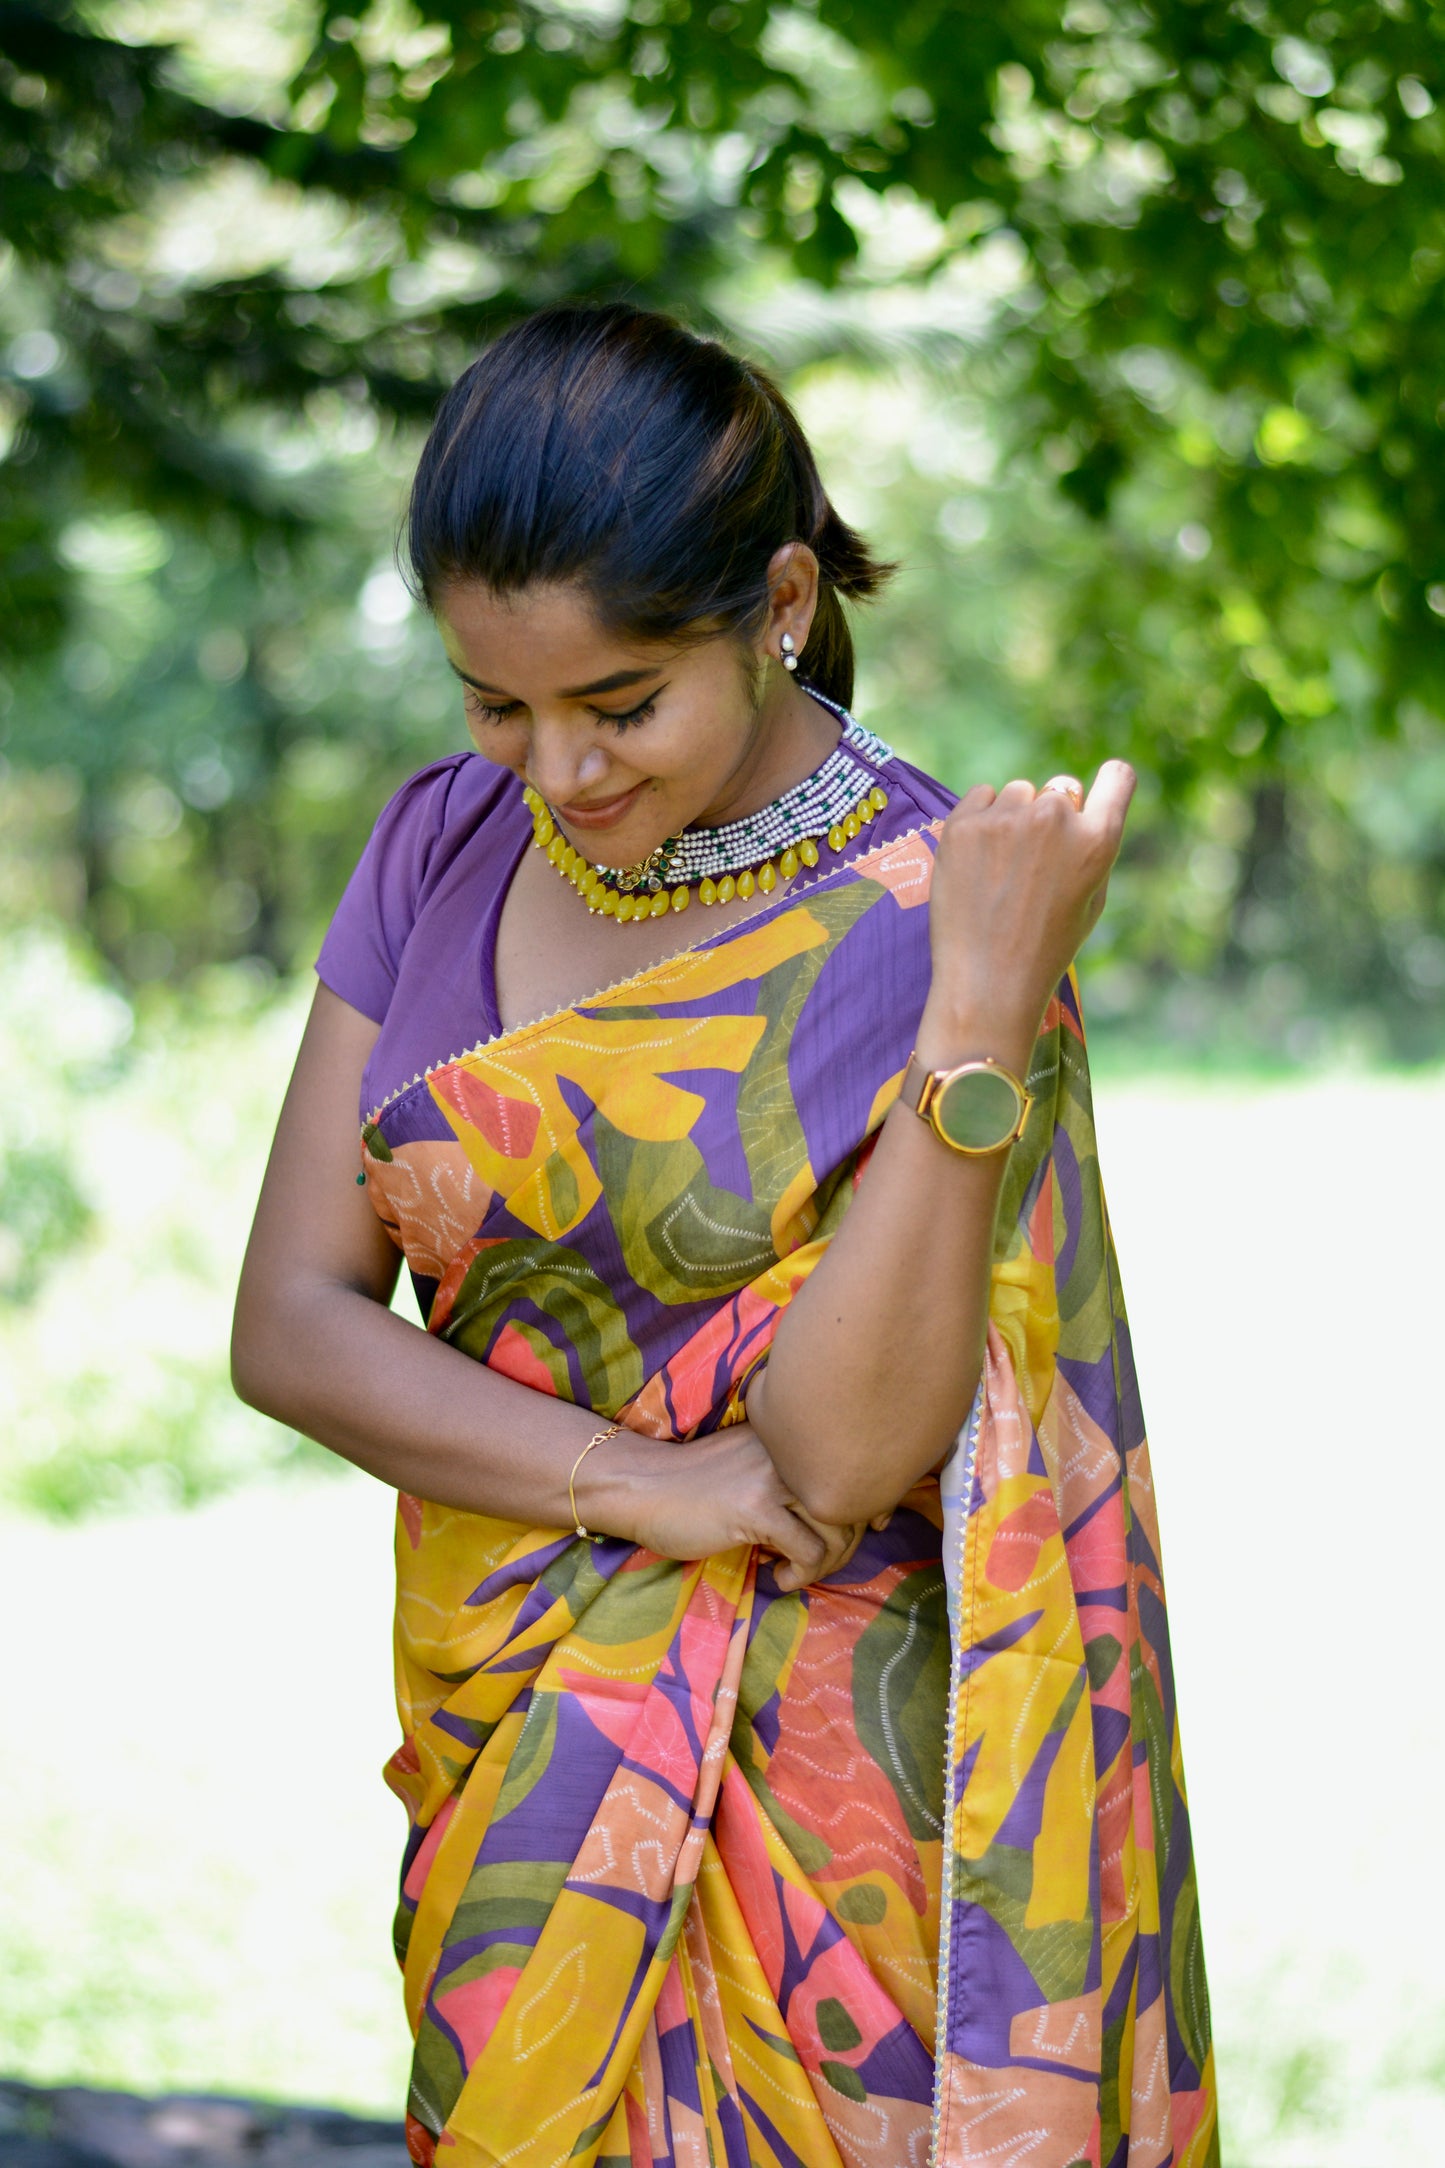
768;1506;828;1592
1084;759;1136;848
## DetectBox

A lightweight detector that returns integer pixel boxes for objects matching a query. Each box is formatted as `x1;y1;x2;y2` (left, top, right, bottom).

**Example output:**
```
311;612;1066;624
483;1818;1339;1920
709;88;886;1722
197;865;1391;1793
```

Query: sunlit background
2;0;1443;2160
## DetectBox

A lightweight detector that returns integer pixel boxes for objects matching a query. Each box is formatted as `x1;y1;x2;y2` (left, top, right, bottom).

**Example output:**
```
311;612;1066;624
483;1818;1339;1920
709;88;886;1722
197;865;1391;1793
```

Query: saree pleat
361;824;1218;2167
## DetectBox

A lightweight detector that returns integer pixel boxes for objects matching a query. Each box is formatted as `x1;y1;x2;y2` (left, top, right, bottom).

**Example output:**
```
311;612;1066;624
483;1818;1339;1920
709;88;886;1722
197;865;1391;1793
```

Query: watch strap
899;1051;935;1120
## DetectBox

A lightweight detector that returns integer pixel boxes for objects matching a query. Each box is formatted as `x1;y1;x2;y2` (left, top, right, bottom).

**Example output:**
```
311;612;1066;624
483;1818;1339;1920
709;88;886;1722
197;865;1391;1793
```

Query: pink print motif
985;1488;1060;1593
402;1795;458;1903
487;1320;560;1395
555;1671;651;1757
855;829;936;908
432;1964;523;2063
433;1067;541;1159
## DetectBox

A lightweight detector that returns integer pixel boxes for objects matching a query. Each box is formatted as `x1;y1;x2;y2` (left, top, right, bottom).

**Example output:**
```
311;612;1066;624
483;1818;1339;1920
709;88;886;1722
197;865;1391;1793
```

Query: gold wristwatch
898;1052;1032;1155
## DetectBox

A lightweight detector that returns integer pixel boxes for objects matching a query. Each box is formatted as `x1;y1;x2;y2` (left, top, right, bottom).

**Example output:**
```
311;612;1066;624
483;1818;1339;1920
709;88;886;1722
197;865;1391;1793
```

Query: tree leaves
3;0;1443;1045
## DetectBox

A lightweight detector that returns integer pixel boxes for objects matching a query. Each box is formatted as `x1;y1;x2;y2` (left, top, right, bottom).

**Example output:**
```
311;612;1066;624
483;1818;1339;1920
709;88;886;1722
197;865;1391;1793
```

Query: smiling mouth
555;782;647;831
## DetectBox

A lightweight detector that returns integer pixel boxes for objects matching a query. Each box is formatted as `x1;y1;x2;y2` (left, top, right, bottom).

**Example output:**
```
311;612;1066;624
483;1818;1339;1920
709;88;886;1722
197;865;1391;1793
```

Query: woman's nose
525;730;610;805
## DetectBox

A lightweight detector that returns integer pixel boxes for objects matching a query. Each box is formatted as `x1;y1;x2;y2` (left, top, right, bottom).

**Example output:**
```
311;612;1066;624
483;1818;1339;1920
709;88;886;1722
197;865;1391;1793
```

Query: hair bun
812;500;893;603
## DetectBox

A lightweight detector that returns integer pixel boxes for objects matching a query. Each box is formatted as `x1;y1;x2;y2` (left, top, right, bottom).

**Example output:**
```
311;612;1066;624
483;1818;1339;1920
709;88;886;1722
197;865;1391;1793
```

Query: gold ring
1042;774;1085;810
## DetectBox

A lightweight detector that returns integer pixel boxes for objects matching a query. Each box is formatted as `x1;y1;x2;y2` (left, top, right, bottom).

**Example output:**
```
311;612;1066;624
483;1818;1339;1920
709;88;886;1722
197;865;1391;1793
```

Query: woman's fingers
1082;759;1137;847
765;1507;829;1591
772;1507;861;1591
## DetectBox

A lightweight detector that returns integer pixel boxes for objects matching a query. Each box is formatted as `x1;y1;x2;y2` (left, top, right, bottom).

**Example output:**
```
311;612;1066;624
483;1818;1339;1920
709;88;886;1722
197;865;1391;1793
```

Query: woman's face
434;578;802;866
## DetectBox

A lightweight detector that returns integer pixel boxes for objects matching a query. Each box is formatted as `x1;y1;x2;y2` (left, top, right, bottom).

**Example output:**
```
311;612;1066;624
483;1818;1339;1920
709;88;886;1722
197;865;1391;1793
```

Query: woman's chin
560;811;676;863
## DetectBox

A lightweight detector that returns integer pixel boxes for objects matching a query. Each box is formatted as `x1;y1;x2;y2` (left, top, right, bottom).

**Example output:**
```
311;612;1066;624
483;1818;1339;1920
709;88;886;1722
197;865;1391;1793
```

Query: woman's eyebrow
448;662;661;700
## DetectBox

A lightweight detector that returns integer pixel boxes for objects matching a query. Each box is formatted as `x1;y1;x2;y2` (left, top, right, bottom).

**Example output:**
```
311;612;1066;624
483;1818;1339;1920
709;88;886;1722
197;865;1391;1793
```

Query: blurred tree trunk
235;645;290;976
1223;780;1289;984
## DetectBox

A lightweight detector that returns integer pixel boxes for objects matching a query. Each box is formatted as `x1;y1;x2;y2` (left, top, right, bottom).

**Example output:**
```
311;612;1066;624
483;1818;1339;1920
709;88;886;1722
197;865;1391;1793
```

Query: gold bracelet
568;1421;622;1539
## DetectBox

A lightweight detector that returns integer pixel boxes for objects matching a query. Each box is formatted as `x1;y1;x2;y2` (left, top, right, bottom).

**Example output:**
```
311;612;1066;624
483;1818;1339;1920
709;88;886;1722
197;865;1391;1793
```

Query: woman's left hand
769;1504;894;1592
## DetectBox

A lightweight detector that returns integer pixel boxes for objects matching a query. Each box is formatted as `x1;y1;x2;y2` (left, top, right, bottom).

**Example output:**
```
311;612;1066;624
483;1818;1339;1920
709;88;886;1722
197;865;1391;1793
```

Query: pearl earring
780;633;798;673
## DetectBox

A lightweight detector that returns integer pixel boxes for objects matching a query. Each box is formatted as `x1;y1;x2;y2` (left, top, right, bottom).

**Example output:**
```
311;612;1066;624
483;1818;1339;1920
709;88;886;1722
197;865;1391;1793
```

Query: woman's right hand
588;1424;865;1592
921;762;1137;1064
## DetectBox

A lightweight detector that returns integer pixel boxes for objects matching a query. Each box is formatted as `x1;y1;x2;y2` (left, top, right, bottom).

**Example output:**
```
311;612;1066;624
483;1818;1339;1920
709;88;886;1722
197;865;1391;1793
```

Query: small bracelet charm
568;1420;623;1539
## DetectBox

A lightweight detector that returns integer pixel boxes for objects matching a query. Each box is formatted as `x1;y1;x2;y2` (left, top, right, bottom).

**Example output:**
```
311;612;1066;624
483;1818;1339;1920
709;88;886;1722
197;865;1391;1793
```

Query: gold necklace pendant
612;836;679;894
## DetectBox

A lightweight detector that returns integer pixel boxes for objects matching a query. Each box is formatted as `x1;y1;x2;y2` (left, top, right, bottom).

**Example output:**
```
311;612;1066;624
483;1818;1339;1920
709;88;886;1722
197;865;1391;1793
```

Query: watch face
934;1065;1024;1151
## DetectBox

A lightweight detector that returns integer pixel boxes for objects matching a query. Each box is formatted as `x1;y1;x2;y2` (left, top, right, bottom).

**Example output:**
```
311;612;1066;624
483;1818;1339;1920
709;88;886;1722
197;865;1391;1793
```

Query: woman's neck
690;681;843;831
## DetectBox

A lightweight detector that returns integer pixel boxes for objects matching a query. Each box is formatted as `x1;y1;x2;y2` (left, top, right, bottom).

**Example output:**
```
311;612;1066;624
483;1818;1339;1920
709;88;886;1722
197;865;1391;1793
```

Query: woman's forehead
436;579;700;694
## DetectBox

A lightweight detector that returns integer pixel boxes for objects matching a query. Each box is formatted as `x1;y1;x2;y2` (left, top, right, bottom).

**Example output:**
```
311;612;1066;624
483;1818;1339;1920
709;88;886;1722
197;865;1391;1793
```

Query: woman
233;304;1217;2168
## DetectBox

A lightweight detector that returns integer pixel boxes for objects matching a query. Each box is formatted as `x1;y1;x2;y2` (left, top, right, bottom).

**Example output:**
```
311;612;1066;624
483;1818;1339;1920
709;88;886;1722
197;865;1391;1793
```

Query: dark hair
406;302;892;708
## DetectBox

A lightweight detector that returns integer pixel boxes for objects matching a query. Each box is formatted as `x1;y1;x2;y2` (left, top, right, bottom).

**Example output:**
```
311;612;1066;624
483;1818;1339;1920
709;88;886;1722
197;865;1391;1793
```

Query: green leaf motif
816;1998;863;2052
570;2115;614;2156
547;1150;580;1228
1169;1866;1214;2073
740;1777;835;1878
730;886;879;1209
851;1566;949;1842
956;1840;1094;2005
820;2059;867;2102
442;1238;643;1411
1085;1633;1123;1693
493;1692;559;1823
410;2017;464;2144
836;1882;887;1925
567;1551;688;1648
1130;1641;1175;1862
735;1588;808;1737
744;2021;801;2065
594;1115;778;1306
731;1594;834;1871
454;1858;568;1945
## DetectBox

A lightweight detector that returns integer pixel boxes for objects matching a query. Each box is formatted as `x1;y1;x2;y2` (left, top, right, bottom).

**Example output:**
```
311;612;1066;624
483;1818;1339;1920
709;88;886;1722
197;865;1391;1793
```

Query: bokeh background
2;0;1442;2159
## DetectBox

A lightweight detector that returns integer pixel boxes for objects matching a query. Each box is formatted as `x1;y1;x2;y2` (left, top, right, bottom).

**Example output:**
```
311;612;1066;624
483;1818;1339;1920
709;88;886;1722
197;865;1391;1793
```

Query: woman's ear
761;542;820;665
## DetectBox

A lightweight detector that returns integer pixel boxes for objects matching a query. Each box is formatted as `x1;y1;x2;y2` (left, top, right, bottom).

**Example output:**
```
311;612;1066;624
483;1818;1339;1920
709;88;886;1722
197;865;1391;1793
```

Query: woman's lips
556;782;646;832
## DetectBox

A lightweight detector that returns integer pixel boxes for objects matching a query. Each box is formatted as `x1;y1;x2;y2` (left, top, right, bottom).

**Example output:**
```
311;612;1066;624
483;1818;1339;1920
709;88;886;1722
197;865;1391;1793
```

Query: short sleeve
316;757;471;1025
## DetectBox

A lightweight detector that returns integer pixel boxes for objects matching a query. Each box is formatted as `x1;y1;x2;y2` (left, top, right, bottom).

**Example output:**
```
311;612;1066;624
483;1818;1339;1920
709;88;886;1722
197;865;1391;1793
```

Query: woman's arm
232;983;846;1586
748;766;1136;1527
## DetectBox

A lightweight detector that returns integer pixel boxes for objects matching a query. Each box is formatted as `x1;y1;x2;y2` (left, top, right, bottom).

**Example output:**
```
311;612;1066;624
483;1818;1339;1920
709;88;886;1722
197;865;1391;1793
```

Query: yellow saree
357;823;1217;2167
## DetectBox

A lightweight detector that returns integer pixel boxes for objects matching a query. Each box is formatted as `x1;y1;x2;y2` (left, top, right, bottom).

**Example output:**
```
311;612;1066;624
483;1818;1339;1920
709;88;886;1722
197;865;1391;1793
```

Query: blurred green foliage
1;0;1443;1066
0;1139;89;1304
0;928;340;1514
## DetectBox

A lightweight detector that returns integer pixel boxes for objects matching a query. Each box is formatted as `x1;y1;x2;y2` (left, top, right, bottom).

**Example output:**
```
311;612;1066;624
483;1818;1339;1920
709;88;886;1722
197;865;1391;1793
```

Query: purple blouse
316;733;956;1120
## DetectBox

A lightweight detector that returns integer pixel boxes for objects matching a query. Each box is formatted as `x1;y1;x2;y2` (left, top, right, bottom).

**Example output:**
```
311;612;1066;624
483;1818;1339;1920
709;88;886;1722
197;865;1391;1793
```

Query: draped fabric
357;823;1218;2168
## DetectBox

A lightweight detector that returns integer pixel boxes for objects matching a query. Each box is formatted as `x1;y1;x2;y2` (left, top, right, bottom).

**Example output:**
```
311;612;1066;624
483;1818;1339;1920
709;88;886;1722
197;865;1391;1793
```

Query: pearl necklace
525;701;894;924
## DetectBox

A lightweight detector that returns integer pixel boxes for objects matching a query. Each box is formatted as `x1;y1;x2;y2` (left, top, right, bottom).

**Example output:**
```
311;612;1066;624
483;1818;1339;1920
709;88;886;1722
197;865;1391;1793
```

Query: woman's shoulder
840;726;956;848
316;752;524;1027
364;749;528;902
371;748;517;850
878;749;956;825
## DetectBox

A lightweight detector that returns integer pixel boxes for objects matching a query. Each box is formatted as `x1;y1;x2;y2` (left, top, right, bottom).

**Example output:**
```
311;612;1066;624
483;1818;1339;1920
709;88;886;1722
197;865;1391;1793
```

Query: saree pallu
359;823;1218;2168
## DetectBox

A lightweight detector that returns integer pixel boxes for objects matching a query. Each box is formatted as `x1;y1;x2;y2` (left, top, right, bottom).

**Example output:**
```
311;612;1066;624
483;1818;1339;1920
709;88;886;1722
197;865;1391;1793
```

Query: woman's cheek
465;717;526;770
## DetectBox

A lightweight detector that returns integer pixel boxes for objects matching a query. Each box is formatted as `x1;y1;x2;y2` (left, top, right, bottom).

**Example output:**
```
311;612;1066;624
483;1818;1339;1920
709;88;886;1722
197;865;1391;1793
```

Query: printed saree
358;820;1218;2168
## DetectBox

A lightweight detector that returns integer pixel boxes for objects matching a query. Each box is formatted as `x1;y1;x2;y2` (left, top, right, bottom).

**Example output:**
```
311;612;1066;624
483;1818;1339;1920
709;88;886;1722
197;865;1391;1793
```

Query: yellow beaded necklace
523;782;890;922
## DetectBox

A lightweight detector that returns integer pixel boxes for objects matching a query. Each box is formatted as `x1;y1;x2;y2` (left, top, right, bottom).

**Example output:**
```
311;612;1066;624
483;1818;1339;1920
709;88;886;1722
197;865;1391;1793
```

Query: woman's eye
594;696;657;732
463;689;659;731
465;693;518;725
